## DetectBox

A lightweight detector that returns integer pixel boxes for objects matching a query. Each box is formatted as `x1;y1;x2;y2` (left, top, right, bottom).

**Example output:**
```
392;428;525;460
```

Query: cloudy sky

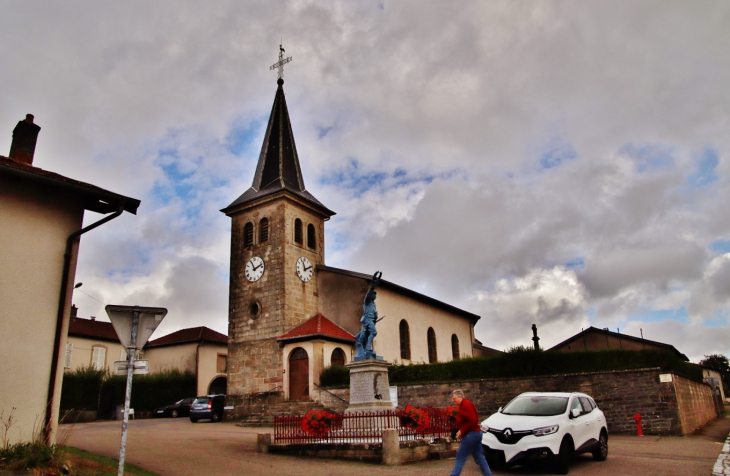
3;1;729;362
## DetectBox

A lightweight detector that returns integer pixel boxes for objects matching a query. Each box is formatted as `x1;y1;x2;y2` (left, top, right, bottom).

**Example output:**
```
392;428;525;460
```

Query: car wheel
211;412;221;423
593;431;608;461
555;437;573;474
190;418;198;423
171;409;179;418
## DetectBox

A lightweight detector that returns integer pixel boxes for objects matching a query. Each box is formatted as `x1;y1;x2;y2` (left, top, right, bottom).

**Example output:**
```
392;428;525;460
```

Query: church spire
222;47;334;218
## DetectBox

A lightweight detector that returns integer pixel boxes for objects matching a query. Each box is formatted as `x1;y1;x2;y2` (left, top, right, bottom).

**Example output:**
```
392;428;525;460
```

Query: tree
699;354;730;394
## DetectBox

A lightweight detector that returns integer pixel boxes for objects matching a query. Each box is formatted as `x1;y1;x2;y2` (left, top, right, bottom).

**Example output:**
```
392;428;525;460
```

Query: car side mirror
498;407;502;413
571;408;581;418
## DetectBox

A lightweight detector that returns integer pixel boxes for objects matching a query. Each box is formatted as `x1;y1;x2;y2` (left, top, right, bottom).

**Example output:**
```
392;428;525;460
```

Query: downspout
196;340;205;395
44;206;124;441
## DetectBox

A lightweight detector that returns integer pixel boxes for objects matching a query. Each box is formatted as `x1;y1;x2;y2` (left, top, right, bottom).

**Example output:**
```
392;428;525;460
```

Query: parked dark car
154;398;194;418
189;395;225;423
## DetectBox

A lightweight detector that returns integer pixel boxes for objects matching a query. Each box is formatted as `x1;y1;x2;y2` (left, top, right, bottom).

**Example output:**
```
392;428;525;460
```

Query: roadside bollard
633;413;644;436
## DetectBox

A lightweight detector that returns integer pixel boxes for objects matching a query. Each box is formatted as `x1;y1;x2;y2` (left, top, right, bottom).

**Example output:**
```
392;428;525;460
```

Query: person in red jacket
450;389;492;476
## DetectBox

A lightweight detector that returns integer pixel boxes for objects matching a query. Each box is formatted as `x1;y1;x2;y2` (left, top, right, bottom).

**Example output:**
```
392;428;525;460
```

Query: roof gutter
44;206;124;441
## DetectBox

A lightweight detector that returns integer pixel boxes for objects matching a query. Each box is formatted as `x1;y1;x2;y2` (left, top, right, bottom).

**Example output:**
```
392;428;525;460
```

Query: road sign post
106;305;167;476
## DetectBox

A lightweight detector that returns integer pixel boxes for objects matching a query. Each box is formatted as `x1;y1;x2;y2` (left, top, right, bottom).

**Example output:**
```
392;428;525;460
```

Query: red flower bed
399;404;430;432
301;409;336;437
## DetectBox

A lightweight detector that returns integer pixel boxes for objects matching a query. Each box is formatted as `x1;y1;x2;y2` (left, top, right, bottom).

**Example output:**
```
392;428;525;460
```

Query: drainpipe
44;206;124;441
195;340;204;395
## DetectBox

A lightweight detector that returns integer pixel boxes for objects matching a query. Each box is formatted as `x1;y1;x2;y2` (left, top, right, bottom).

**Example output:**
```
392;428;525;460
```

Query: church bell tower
221;50;335;398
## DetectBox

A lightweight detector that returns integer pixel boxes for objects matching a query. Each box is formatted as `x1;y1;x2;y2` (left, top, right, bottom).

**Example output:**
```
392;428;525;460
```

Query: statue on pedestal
354;271;383;361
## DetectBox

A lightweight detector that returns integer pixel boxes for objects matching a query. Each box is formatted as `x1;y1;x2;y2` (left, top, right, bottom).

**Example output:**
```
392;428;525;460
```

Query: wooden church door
289;347;309;401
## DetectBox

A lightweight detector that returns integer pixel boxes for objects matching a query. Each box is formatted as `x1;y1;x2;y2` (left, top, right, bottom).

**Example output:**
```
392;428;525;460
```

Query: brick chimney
8;114;41;165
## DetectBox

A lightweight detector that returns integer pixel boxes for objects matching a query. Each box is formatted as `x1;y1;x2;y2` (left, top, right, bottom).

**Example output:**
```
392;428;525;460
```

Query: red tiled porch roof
277;313;355;344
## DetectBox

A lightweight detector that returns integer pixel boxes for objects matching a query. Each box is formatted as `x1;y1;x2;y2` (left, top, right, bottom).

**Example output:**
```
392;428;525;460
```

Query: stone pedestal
345;359;393;413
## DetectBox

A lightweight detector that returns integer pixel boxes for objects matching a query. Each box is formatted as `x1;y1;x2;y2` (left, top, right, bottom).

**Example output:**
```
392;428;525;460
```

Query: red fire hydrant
633;413;644;436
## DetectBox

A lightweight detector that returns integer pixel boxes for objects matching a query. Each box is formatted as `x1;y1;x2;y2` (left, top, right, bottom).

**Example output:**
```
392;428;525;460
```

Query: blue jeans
450;431;492;476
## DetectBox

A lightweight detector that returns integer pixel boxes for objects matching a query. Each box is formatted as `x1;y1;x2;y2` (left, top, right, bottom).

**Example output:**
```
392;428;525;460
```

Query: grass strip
64;446;158;476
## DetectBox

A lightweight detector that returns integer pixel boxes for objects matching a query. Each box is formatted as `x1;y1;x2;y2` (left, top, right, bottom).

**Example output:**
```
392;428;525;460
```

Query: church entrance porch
289;347;309;401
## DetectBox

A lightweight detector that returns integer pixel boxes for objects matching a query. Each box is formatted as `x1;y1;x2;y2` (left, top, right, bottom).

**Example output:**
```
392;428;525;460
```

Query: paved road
62;416;730;476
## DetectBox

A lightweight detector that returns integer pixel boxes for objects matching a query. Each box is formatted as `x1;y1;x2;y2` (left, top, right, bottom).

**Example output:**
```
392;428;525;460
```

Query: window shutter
92;347;107;370
64;343;73;368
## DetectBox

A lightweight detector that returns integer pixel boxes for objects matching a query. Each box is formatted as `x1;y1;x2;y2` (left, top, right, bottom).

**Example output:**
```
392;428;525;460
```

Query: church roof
317;265;482;323
221;78;335;217
277;313;355;344
146;326;228;348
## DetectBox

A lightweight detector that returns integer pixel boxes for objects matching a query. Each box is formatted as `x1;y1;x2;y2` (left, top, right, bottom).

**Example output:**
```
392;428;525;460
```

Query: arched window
399;320;411;360
244;222;254;247
259;217;269;243
451;334;460;360
307;224;316;249
427;328;437;363
294;218;303;244
331;348;346;367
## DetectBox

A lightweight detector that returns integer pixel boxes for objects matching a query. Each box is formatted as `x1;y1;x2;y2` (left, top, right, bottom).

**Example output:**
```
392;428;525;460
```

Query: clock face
245;256;265;282
296;256;313;282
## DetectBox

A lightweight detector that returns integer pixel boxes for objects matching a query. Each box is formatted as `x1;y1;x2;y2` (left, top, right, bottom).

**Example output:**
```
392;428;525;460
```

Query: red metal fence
274;407;453;444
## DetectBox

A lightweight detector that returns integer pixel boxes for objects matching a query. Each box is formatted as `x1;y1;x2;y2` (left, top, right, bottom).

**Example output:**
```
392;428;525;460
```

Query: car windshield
193;398;209;404
175;399;184;404
501;396;568;416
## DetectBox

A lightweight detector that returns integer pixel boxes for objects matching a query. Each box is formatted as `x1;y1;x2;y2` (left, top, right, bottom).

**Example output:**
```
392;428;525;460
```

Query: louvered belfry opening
244;222;254;247
259;217;269;243
307;224;316;249
294;218;303;244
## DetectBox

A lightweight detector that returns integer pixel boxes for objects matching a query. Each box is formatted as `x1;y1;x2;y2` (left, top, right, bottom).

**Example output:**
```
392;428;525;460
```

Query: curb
713;435;730;475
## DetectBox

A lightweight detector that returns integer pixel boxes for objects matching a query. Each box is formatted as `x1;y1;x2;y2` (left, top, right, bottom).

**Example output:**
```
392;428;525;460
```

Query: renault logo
504;428;513;438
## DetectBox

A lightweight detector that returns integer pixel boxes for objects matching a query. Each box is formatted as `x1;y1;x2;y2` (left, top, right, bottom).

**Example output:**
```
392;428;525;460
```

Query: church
221;55;484;403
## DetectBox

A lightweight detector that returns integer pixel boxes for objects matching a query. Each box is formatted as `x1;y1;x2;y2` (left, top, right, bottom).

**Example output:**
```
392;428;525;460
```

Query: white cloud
2;1;729;362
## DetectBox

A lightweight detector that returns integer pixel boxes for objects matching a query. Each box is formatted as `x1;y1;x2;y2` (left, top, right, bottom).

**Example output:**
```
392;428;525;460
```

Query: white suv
480;392;608;474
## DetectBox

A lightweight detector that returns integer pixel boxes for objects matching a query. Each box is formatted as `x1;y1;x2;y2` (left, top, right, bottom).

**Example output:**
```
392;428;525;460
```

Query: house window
91;346;107;370
294;219;303;244
399;320;411;360
331;348;346;367
451;334;460;360
307;224;316;249
244;222;254;247
259;217;269;243
64;343;73;369
427;328;437;364
217;354;227;373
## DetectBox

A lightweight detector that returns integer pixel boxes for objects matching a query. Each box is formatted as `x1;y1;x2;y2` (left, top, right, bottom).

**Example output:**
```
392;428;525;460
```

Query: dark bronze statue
354;271;383;361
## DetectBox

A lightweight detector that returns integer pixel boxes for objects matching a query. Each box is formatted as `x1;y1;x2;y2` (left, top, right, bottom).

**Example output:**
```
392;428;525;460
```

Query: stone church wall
317;368;717;436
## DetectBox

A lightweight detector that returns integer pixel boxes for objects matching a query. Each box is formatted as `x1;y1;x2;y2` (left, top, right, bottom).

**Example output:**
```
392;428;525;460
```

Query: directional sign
105;305;167;349
113;360;150;376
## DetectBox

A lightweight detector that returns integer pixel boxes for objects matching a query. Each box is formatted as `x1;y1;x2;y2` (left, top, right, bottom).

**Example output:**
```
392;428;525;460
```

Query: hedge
98;369;196;417
319;348;703;387
60;366;106;411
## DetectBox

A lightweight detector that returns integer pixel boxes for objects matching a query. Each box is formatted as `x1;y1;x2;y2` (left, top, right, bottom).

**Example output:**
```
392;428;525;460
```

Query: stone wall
316;367;717;436
673;374;717;433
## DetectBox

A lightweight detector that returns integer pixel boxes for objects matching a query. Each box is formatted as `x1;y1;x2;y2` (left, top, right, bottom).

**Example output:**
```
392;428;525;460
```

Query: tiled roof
0;156;140;214
146;327;228;348
68;317;120;342
548;326;689;361
220;79;334;218
278;313;355;344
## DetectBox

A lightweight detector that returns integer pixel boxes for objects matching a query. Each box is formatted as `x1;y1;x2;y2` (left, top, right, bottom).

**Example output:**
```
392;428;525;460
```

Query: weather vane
270;44;292;80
